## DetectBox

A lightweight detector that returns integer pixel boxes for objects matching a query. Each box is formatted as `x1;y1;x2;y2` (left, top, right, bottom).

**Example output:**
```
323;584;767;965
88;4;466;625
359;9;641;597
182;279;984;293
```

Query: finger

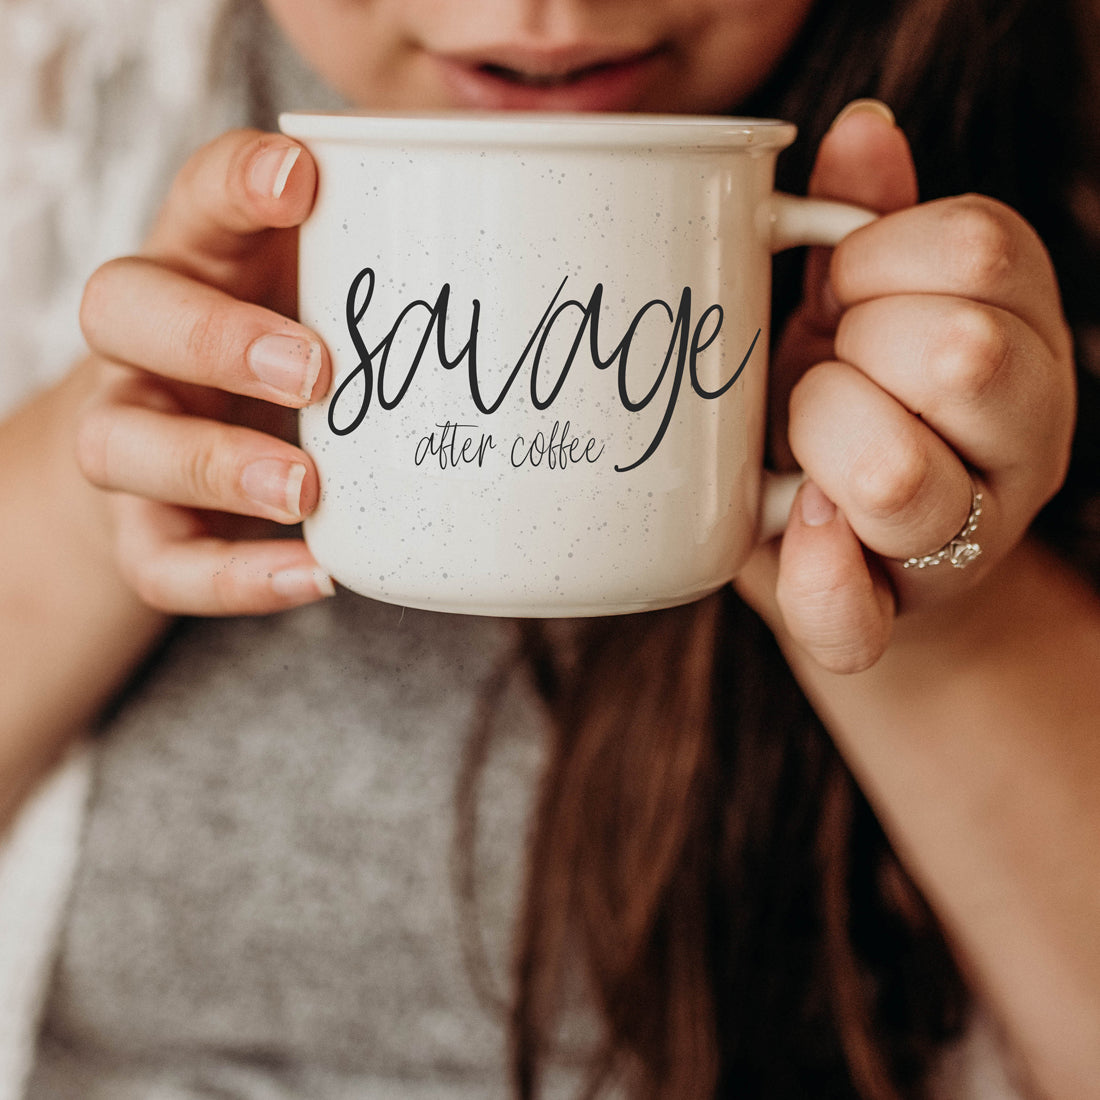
789;359;978;563
828;195;1072;359
77;400;319;525
770;101;918;466
112;496;334;616
834;294;1075;499
801;100;919;329
775;480;895;674
810;100;920;210
143;129;316;283
80;257;327;407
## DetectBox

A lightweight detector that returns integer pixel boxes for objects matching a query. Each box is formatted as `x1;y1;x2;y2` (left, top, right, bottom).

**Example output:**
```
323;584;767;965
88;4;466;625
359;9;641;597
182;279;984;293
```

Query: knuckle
928;302;1011;404
775;576;888;675
210;561;249;614
847;433;931;522
775;563;841;620
74;405;115;487
787;362;834;432
79;258;127;347
179;438;228;505
940;195;1018;292
114;540;172;612
129;565;172;613
180;301;237;377
812;634;885;676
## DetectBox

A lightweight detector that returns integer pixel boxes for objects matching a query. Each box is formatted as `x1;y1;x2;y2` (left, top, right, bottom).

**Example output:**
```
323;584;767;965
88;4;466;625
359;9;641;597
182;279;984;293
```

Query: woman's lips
432;46;668;112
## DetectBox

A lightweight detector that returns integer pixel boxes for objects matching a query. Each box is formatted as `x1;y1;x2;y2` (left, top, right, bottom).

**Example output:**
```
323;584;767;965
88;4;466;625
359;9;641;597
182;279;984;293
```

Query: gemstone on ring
900;491;983;570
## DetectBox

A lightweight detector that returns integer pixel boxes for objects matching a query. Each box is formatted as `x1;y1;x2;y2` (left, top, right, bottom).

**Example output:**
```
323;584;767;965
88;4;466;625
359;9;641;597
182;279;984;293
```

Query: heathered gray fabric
26;593;568;1099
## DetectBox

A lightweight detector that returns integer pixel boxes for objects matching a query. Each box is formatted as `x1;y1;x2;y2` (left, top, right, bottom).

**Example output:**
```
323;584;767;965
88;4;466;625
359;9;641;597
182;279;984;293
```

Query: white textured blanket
0;0;233;406
0;751;91;1100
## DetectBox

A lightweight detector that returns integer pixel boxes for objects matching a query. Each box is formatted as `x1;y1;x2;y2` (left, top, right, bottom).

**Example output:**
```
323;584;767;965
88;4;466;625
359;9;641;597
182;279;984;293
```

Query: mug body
280;111;796;616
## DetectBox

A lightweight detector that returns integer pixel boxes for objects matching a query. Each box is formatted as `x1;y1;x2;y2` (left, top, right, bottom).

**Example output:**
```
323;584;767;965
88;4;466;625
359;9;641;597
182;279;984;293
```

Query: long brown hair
460;1;1100;1096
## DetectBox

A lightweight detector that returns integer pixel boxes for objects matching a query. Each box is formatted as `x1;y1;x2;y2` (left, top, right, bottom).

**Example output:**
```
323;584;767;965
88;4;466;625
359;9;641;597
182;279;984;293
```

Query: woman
1;0;1098;1097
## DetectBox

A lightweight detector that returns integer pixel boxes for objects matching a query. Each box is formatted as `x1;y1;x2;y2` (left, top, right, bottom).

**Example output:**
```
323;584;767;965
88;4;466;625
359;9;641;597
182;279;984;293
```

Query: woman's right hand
75;129;335;616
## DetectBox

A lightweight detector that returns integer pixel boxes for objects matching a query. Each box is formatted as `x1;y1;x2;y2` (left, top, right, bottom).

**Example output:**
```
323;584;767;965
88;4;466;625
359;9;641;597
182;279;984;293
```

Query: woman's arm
821;538;1100;1100
0;366;166;829
760;529;1100;1100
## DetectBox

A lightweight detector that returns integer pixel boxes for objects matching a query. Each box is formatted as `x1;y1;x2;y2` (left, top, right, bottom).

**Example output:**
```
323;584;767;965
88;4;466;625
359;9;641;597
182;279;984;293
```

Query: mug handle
758;193;878;543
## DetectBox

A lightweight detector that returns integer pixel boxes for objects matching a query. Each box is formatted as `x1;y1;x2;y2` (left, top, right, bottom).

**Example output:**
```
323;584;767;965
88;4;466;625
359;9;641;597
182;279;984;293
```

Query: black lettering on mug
509;420;606;470
328;266;760;470
413;422;497;469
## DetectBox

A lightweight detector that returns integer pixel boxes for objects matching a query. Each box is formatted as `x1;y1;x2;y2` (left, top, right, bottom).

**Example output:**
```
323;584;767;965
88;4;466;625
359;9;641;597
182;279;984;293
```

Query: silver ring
900;489;984;570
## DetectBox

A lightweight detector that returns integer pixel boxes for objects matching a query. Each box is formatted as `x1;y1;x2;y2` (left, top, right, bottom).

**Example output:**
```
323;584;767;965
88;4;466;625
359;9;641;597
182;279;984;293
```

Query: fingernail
241;459;306;521
250;144;301;199
271;566;336;601
799;481;837;527
248;332;322;403
829;98;896;131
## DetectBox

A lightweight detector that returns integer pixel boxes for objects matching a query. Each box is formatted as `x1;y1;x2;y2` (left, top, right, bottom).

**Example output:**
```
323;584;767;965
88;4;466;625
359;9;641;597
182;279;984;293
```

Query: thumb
810;98;918;207
142;130;317;305
769;100;918;468
801;99;919;329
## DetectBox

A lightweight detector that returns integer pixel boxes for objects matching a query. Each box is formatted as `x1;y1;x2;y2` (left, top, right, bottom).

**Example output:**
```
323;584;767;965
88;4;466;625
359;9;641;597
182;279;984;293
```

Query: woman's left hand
737;101;1077;674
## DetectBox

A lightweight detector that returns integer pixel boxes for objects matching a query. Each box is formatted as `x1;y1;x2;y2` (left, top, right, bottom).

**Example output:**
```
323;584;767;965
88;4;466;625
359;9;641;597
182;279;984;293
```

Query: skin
2;1;1097;1096
262;0;817;114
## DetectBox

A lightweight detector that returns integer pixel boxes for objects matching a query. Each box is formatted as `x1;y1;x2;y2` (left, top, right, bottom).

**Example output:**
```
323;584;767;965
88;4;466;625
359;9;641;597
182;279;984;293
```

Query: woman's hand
738;101;1077;674
75;129;335;616
737;103;1100;1100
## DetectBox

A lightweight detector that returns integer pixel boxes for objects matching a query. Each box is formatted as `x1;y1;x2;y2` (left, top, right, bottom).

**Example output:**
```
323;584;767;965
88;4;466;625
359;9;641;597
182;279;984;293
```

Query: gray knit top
27;592;575;1099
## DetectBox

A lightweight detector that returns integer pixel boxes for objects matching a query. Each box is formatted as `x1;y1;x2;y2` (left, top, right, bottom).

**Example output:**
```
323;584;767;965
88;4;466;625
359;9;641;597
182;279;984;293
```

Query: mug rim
279;110;798;150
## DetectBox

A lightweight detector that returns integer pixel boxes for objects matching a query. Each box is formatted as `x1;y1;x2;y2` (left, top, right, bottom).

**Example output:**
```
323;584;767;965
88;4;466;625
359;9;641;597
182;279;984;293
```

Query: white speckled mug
279;111;873;617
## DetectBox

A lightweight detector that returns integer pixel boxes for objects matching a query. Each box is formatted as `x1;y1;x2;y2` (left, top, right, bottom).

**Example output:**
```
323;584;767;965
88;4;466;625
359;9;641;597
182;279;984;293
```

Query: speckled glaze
280;112;872;616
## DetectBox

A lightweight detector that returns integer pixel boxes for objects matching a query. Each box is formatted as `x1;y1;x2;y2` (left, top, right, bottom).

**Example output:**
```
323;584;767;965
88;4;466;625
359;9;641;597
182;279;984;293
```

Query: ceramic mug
279;111;874;617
